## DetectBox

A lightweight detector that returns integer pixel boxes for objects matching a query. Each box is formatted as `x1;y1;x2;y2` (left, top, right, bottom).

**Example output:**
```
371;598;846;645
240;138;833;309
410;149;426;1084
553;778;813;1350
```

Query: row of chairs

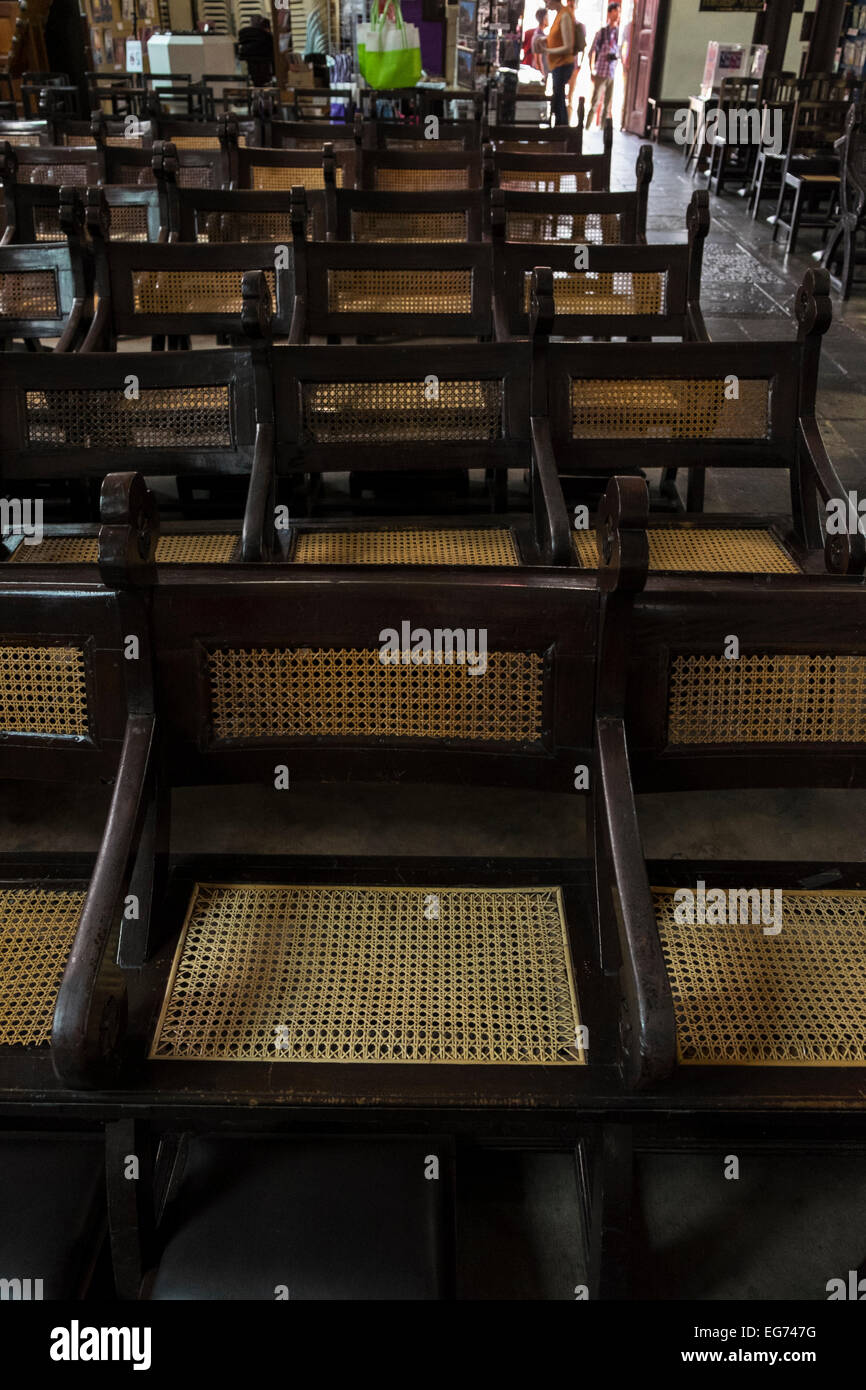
2;430;864;1295
0;266;859;576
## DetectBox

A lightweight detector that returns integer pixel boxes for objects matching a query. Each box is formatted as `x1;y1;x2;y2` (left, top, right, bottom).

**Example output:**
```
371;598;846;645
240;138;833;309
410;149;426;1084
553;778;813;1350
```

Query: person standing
544;0;577;127
586;1;620;129
238;14;275;88
522;8;549;74
566;3;587;121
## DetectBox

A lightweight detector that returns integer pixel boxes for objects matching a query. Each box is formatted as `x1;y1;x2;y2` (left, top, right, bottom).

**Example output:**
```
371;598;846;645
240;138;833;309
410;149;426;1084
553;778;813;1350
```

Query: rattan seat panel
327;268;471;314
350;210;465;242
570;378;770;439
197;210;292;243
0;645;87;736
207;647;544;743
373;167;470;190
572;528;799;574
24;387;232;448
524;269;665;315
669;654;866;744
292;528;519;566
0;887;84;1047
131;269;276;316
506;211;621;243
383;138;466;151
8;534;238;564
107;205;149;241
4;135;43;146
170;136;220;148
116;165;156;186
33;210;62;242
499;172;591;192
178;168;215;188
0;270;58;317
655;888;866;1065
28;165;90;186
150;883;583;1065
302;379;501;442
251;165;341;189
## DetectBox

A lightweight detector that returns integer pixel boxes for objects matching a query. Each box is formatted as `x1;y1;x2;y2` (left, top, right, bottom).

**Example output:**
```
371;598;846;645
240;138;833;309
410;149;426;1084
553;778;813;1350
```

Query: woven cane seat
115;164;156;186
150;883;583;1065
28;165;90;186
524;269;665;315
570;378;770;439
33;210;63;242
197;210;294;243
0;270;58;317
326;268;471;314
0;887;84;1046
0;644;87;736
350;210;465;242
292;528;518;566
9;534;238;565
170;136;220;149
506;211;622;244
499;171;591;193
572;528;798;574
668;654;866;745
301;379;501;443
207;646;543;742
383;137;466;151
374;167;469;191
655;888;866;1065
106;204;150;241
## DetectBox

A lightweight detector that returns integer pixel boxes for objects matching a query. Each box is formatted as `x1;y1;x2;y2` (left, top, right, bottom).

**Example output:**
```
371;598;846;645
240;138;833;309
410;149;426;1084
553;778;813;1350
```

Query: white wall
782;0;816;78
659;0;756;100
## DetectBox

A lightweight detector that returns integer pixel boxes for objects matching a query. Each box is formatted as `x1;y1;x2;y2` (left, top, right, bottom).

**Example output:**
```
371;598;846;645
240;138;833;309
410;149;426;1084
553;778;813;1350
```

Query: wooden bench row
0;267;860;579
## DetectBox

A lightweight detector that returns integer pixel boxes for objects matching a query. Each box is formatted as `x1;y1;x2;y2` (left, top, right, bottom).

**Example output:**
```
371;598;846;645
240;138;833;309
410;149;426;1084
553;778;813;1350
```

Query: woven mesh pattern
150;883;583;1064
4;134;43;146
570;378;770;439
0;270;58;317
131;269;276;315
506;210;622;243
0;887;84;1047
499;171;591;192
178;166;216;188
207;647;544;743
170;135;220;148
655;887;866;1065
27;164;90;185
668;654;866;744
251;164;341;189
116;164;155;186
25;387;232;448
197;210;292;242
301;379;502;443
523;269;665;315
327;268;471;314
105;136;142;148
8;534;238;564
292;528;519;566
107;204;150;241
374;167;470;190
289;137;355;150
350;210;465;242
572;527;799;574
0;645;87;736
33;209;63;242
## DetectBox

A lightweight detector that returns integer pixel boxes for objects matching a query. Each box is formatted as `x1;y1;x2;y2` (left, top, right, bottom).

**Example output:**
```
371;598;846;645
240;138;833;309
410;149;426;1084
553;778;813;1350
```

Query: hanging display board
84;0;160;72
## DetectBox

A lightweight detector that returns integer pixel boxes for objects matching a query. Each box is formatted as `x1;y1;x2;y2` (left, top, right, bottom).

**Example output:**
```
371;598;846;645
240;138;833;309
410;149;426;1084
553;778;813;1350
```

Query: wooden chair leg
686;467;706;513
586;1124;634;1300
106;1119;157;1300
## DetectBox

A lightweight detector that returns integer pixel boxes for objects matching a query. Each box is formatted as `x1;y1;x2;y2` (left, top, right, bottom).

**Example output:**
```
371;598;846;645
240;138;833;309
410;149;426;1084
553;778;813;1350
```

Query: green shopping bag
358;0;422;90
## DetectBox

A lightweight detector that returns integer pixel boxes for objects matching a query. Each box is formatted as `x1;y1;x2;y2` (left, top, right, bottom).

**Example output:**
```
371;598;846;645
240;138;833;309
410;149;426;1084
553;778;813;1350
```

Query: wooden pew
487;143;653;244
529;266;862;563
491;121;613;194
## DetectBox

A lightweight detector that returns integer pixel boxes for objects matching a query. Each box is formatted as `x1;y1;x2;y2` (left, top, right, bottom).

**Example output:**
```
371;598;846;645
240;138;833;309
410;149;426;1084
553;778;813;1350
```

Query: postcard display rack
85;0;160;72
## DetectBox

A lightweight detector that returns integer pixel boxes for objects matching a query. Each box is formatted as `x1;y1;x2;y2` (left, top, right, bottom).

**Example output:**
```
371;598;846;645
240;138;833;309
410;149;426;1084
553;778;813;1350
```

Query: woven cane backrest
523;269;666;316
569;378;770;439
350;209;466;241
0;268;59;319
507;210;622;243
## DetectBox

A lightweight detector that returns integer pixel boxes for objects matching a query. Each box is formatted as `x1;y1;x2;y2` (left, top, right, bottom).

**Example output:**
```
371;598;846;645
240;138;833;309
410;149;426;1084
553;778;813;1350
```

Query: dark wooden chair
357;145;492;193
0;119;51;147
0;502;161;1293
286;191;493;343
80;187;292;350
230;137;358;194
770;99;850;252
492;190;709;342
530;266;863;568
0;187;92;350
706;76;763;195
0;139;101;198
332;186;487;243
821;102;866;298
0;334;272;550
363;117;482;152
253;115;361;151
101;138;223;191
490;123;613;194
155;141;327;243
589;480;866;1295
487;143;653;248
